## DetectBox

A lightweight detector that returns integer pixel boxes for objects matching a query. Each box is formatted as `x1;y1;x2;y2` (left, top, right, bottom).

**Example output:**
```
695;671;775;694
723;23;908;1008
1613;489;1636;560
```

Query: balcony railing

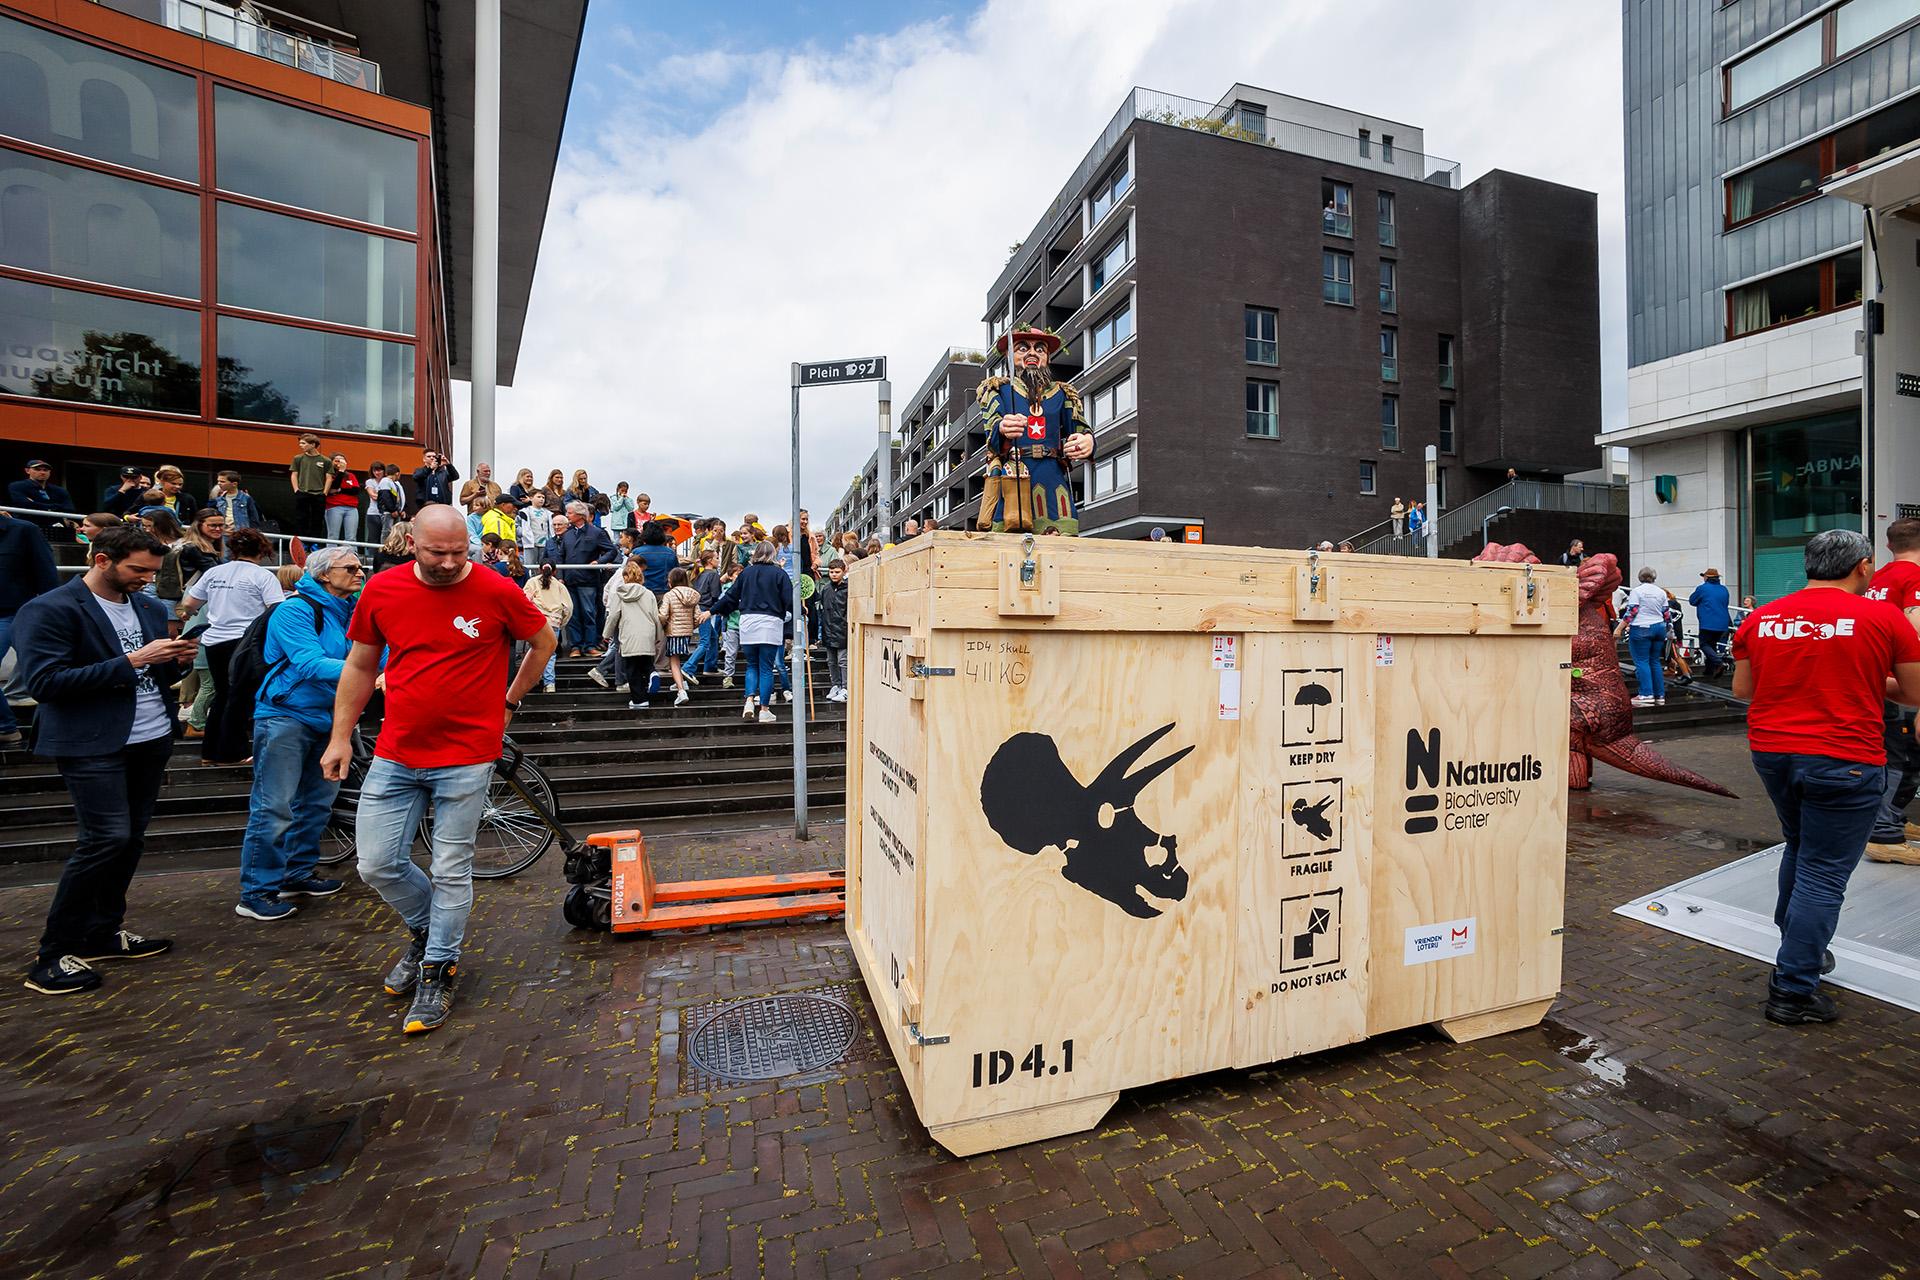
1351;479;1627;557
95;0;382;92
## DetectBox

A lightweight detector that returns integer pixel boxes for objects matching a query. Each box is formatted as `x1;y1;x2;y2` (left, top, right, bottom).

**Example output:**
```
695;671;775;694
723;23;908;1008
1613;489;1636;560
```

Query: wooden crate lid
845;532;1574;637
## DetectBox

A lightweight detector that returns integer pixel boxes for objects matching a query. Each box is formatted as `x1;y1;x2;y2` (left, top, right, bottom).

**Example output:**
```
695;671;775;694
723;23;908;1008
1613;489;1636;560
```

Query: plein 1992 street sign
797;357;887;386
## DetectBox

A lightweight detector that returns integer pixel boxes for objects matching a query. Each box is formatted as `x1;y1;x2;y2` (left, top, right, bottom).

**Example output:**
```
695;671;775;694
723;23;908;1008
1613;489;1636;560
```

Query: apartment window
1729;22;1822;110
1245;306;1278;364
1246;379;1279;438
1438;334;1456;388
1359;128;1371;158
1727;138;1823;225
1089;297;1133;361
1726;0;1920;114
1322;249;1354;305
1089;156;1131;226
1382;135;1395;163
1360;461;1377;496
1377;191;1396;247
1092;442;1137;498
1089;226;1130;294
1231;101;1267;141
1379;260;1397;313
1381;394;1400;449
1439;402;1456;454
1436;466;1449;509
1727;91;1920;230
1379;328;1398;381
1322;180;1353;237
1727;249;1862;338
1087;371;1135;428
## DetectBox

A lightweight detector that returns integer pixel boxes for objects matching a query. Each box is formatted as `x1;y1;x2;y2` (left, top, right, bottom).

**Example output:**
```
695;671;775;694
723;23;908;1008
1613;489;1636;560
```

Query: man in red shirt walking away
321;505;556;1034
1734;529;1920;1025
1863;518;1920;863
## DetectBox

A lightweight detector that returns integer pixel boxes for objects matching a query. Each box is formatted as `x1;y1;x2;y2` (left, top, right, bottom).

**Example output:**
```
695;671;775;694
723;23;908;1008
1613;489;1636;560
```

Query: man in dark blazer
11;524;196;996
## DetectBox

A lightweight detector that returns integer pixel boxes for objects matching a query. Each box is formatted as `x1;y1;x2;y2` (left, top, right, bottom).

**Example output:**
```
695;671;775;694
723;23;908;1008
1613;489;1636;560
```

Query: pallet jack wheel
563;884;612;932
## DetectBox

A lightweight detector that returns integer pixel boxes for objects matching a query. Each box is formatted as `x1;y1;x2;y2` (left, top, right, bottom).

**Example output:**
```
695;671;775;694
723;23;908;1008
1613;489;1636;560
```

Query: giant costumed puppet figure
976;326;1094;534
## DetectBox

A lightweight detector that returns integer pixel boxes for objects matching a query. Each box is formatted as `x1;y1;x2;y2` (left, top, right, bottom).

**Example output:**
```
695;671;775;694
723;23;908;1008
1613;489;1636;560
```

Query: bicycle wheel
422;761;558;879
317;732;374;866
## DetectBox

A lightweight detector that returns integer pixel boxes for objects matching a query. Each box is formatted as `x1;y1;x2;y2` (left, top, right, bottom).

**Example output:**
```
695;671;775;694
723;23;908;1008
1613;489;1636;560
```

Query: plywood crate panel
845;533;1573;1156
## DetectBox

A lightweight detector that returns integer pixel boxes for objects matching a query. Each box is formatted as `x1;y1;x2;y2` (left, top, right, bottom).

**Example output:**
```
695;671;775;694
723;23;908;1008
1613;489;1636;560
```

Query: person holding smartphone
11;525;197;996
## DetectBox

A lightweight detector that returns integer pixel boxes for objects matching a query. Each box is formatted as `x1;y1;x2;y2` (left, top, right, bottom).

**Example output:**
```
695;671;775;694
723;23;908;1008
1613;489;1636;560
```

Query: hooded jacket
603;580;661;657
256;574;356;734
523;574;573;629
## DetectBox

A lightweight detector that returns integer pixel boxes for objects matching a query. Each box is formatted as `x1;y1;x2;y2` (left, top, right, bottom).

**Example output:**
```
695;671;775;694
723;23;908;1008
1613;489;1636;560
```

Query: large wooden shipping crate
844;533;1574;1157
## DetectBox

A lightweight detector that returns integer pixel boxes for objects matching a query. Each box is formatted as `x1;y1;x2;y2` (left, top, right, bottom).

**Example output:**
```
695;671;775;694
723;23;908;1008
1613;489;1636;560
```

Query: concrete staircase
0;651;847;868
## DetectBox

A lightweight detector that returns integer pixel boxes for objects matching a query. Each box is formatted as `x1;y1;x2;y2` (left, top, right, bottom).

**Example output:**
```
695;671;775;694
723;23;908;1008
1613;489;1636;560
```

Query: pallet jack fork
486;739;845;935
591;830;846;933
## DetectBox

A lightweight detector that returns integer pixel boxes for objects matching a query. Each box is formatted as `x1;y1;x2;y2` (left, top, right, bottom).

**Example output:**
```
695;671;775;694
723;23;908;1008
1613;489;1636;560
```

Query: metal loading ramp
1617;846;1920;1014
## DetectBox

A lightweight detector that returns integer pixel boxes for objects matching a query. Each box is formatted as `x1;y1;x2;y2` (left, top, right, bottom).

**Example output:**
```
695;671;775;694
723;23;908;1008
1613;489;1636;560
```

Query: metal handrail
93;0;383;92
1350;479;1628;555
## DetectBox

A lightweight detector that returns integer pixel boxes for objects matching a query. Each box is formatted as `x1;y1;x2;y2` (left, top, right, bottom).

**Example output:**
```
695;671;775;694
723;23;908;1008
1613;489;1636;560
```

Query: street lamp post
1482;505;1514;547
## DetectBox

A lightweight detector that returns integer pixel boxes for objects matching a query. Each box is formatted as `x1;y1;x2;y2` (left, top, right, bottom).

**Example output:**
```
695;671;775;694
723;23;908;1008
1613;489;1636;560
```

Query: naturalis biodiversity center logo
1402;727;1543;835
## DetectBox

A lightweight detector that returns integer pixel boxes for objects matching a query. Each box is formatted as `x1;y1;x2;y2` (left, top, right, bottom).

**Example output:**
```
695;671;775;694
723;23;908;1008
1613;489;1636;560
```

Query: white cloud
461;0;1624;523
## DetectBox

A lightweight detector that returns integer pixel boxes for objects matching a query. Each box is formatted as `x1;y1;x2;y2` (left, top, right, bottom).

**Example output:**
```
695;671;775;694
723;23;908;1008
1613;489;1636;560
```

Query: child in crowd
661;566;702;707
603;559;660;710
820;560;850;702
720;564;742;688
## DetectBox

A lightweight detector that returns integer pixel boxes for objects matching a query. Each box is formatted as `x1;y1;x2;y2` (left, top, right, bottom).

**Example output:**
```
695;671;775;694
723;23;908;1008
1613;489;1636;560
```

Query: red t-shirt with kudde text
1733;586;1920;764
1866;558;1920;611
349;563;550;768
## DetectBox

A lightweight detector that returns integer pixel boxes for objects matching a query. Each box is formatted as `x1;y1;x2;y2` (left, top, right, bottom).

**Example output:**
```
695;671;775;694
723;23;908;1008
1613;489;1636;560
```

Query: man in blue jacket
235;545;365;921
551;500;616;656
12;525;196;996
1689;567;1733;678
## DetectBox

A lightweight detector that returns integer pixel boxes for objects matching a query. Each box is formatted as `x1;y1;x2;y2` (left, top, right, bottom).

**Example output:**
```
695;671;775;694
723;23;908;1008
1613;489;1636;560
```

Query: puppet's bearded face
1012;338;1051;373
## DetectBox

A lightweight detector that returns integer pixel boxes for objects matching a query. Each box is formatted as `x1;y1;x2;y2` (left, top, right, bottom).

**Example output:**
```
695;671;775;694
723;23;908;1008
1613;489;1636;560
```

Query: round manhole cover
686;993;859;1082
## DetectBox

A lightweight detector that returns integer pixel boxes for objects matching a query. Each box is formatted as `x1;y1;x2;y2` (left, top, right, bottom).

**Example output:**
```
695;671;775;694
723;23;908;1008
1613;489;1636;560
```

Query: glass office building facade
0;7;450;475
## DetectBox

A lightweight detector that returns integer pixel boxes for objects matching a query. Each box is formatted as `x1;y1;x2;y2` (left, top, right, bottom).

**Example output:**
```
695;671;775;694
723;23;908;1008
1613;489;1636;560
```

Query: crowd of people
2;442;887;1021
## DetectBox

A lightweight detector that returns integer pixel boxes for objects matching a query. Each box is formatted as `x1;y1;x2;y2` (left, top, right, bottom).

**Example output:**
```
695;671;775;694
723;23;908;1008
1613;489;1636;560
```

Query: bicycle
318;730;559;879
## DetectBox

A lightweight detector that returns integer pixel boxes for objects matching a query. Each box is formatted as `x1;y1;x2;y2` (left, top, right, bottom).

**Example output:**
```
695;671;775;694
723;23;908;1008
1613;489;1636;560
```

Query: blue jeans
566;582;601;650
354;756;494;964
742;643;778;704
0;613;16;734
1628;624;1667;700
688;615;720;674
1750;751;1884;995
772;640;791;691
238;715;338;900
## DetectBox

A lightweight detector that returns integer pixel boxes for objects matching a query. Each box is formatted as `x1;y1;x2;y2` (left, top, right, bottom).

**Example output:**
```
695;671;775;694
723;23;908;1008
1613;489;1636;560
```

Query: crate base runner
844;533;1573;1157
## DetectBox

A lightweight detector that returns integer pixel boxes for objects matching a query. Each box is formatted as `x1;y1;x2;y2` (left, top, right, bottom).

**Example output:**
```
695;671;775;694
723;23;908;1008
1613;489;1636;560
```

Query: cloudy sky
466;0;1624;523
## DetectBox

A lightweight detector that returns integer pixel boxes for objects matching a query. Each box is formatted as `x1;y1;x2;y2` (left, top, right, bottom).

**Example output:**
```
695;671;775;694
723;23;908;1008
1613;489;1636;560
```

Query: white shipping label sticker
1218;669;1241;720
1375;634;1394;666
1212;635;1239;669
1404;918;1476;964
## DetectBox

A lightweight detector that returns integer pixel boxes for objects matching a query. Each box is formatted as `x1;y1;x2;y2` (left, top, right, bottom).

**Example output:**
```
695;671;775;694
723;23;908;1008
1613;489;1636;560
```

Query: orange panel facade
1;3;450;524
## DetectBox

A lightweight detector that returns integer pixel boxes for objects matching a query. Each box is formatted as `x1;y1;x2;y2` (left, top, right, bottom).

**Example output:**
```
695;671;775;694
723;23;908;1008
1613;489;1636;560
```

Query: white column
470;0;501;467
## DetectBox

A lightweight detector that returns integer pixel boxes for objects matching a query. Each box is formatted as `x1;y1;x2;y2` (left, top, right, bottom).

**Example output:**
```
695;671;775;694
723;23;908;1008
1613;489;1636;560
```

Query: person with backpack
234;545;364;920
177;528;282;764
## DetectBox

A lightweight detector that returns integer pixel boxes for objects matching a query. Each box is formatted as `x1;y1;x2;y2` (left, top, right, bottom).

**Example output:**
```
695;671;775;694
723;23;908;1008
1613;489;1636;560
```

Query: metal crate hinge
907;1023;949;1046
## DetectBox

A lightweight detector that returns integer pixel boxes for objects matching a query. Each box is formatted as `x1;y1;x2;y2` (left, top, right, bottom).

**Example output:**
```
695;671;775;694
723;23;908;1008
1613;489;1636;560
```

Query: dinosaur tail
1588;734;1738;798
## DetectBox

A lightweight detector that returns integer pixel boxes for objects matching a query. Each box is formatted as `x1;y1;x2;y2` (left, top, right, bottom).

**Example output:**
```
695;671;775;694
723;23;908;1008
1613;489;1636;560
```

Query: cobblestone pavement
2;741;1918;1279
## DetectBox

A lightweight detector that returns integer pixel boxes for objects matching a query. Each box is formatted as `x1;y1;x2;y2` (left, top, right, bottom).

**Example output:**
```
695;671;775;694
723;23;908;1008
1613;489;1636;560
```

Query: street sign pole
789;356;888;839
790;364;807;839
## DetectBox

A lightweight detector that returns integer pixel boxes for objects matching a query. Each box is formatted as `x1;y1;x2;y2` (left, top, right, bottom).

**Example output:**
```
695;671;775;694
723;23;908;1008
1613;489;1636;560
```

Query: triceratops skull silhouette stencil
979;723;1195;919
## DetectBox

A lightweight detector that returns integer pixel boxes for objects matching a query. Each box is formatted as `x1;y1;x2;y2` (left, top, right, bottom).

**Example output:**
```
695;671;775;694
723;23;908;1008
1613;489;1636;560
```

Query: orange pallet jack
484;732;841;934
585;829;844;933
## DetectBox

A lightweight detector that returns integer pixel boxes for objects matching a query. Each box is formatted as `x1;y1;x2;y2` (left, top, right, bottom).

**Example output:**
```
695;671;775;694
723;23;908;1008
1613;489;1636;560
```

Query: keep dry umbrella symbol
1293;681;1332;734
